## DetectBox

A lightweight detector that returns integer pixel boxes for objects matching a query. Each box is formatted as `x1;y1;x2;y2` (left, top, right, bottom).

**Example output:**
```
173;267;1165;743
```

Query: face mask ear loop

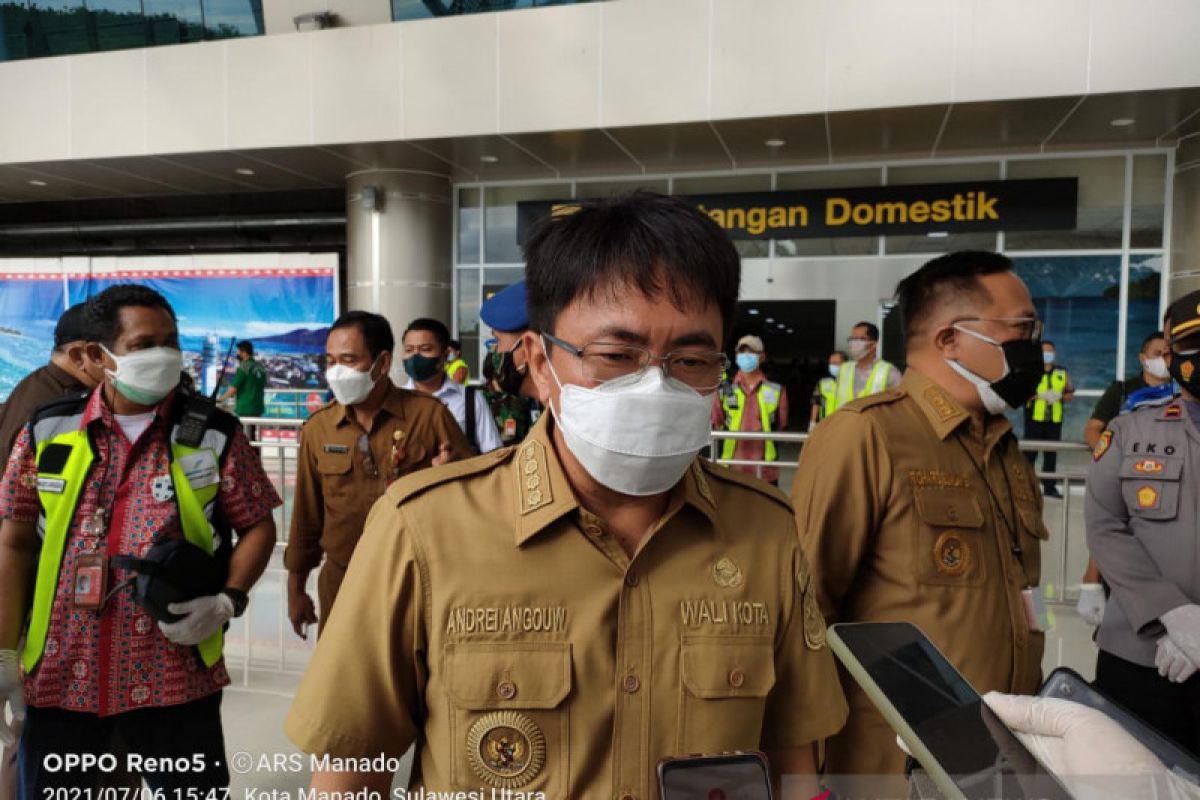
540;335;566;419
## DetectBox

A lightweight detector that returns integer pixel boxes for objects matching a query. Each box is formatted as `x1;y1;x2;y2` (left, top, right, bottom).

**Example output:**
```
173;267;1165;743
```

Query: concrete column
1169;135;1200;300
345;169;453;381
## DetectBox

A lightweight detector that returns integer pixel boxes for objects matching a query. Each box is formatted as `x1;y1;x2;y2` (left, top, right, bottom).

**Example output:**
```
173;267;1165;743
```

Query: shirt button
497;680;517;700
729;669;745;689
622;674;640;694
625;572;640;587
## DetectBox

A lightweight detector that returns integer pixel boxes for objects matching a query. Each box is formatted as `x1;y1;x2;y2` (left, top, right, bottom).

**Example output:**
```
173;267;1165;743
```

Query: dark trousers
1095;650;1200;757
1024;418;1062;486
18;693;229;799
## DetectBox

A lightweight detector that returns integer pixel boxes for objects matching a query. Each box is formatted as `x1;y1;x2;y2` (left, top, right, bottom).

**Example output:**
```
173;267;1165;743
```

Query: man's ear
377;351;393;378
523;330;554;405
932;325;958;360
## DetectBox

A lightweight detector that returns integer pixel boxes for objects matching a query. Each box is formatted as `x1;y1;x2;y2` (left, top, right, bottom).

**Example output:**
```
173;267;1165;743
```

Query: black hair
84;284;176;348
330;311;395;359
404;318;451;350
523;191;741;335
831;350;849;361
1140;331;1165;353
448;339;461;351
852;321;880;341
1043;340;1055;348
52;302;90;352
894;250;1014;342
237;340;254;355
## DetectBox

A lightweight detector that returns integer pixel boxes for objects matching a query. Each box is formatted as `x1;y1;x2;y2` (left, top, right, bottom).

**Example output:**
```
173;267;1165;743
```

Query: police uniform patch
1164;405;1182;420
1093;430;1113;462
1182;361;1195;382
797;558;826;650
151;474;174;503
465;711;546;789
692;462;716;507
517;441;552;514
1133;459;1164;474
933;531;970;577
922;386;957;421
1136;485;1159;509
712;557;744;589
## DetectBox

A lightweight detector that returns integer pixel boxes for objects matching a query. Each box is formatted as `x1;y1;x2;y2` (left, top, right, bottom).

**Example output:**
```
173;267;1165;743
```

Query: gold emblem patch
933;531;970;577
713;557;744;588
1136;485;1158;509
1182;361;1195;382
1133;459;1164;474
517;441;552;514
1092;430;1113;462
798;559;826;650
466;711;546;789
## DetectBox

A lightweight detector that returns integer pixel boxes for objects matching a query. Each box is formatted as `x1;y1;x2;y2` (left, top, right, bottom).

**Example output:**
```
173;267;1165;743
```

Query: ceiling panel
323;141;464;177
937;96;1082;155
504;129;640;176
407;135;558;181
828;104;948;162
1049;88;1200;146
712;113;829;167
606;122;732;172
236;146;365;185
158;151;330;192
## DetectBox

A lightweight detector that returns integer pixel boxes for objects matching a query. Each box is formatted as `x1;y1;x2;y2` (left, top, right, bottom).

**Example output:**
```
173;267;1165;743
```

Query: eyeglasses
953;316;1043;342
543;332;730;391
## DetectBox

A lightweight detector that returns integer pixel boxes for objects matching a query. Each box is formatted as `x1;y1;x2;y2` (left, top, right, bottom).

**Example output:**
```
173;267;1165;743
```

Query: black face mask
989;338;1046;408
483;342;527;396
1169;349;1200;397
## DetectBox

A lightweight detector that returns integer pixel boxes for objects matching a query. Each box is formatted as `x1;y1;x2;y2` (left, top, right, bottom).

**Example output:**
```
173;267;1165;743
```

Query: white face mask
945;358;1010;415
1144;356;1170;380
100;344;182;406
326;357;381;406
847;339;870;361
543;337;713;496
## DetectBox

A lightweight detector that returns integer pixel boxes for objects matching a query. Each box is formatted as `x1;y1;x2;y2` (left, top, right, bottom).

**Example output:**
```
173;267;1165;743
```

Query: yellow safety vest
1028;368;1069;424
25;408;228;673
817;377;837;420
720;381;782;462
445;358;469;385
833;359;894;411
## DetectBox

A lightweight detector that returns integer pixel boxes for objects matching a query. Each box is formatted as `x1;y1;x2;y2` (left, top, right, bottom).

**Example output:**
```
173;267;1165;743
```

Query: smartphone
658;752;773;800
827;622;1073;800
1039;667;1200;782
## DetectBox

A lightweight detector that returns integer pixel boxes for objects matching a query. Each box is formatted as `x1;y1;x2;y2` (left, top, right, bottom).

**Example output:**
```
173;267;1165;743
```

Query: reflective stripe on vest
1030;369;1069;423
445;358;469;383
818;377;837;419
833;360;893;410
25;418;228;673
720;382;781;462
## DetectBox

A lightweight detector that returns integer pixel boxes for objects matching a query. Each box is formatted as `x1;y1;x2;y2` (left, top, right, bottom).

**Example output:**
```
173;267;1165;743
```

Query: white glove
1046;391;1062;403
983;692;1173;799
157;594;235;646
1161;604;1200;667
1076;583;1106;627
0;649;25;747
1155;637;1198;684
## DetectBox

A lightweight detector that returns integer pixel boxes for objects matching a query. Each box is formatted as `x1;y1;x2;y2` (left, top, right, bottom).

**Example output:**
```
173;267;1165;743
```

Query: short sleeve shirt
0;388;281;715
285;415;847;799
1090;375;1148;425
231;360;267;418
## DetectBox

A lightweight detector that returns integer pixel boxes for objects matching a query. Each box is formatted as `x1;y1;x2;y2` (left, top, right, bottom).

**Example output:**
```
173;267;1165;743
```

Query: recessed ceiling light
765;317;775;323
747;308;760;315
777;323;786;329
28;179;47;187
926;231;949;239
787;329;795;334
235;167;255;176
1110;118;1135;127
480;155;499;164
764;138;786;148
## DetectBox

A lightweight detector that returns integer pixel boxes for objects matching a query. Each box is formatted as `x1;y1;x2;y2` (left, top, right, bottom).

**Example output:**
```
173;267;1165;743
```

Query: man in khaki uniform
792;251;1049;791
286;193;847;799
285;311;470;636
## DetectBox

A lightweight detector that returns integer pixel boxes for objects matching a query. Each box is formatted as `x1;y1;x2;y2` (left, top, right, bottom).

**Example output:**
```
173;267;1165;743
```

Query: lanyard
953;432;1024;566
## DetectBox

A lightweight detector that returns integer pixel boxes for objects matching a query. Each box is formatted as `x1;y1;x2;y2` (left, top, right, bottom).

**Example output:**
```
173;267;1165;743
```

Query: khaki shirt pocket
315;452;353;499
912;486;986;587
678;635;775;754
444;642;571;798
1119;456;1182;522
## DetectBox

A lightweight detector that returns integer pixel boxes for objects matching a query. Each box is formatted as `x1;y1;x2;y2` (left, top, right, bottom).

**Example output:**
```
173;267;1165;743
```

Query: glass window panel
1011;254;1121;442
484;183;570;264
458;187;481;264
1005;157;1124;250
1;2;34;61
89;0;146;51
885;162;1000;255
1131;155;1166;249
573;178;670;199
145;0;199;42
1124;254;1164;374
31;0;88;57
774;168;882;257
674;174;772;258
457;267;481;373
201;0;263;37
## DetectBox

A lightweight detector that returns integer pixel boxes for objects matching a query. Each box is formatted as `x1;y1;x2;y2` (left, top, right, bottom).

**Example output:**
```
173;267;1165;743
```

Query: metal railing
711;429;1093;607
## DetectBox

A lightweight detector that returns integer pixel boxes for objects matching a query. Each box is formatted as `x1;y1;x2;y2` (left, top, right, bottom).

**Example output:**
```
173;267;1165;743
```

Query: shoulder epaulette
841;387;908;414
386;445;516;505
699;458;793;511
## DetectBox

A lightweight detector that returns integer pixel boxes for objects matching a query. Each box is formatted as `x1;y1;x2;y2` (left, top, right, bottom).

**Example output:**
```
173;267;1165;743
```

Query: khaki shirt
791;369;1046;780
284;381;471;612
285;415;847;800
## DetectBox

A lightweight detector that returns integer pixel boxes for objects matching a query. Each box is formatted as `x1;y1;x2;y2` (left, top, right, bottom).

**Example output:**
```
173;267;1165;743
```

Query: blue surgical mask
828;364;841;378
1042;351;1055;365
735;353;760;373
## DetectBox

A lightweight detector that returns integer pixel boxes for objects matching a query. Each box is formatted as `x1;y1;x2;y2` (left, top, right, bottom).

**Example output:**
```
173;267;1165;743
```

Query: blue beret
480;279;528;332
